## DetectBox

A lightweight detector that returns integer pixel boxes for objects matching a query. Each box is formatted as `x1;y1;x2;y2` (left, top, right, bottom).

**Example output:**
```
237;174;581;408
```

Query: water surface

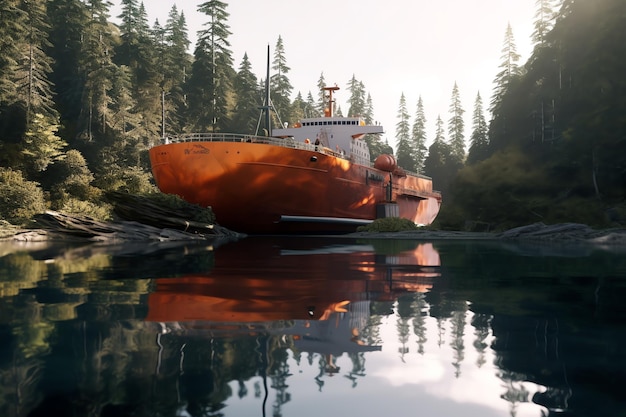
1;236;625;417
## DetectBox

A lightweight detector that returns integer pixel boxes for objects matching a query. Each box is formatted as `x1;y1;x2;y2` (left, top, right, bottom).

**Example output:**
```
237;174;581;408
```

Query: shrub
95;166;157;195
357;217;419;232
0;168;46;225
60;198;113;221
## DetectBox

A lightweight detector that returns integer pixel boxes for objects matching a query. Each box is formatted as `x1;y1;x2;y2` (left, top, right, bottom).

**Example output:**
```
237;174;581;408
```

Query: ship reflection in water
146;239;441;368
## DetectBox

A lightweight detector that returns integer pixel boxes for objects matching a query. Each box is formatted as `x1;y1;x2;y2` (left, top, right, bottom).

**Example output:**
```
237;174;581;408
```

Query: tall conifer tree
466;92;489;165
316;73;326;116
231;53;260;134
79;0;117;140
187;0;234;131
270;35;293;125
163;7;190;133
532;0;557;47
346;75;365;117
411;96;428;173
490;23;521;115
48;0;89;136
0;0;25;107
17;0;67;174
17;0;58;122
448;82;465;162
305;91;317;118
395;93;415;171
424;115;455;199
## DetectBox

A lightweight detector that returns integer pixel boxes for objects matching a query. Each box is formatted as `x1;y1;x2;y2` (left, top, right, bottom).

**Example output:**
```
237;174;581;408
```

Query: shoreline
2;217;625;245
345;222;626;245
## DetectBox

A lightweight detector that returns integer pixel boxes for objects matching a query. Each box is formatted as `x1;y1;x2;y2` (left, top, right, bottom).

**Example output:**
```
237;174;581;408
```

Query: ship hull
149;139;440;233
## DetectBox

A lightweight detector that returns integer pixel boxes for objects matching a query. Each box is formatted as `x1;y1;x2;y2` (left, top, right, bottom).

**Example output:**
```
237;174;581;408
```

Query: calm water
1;235;625;417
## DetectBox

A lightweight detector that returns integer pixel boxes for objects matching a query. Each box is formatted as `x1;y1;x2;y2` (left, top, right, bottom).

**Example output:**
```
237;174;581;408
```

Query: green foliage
60;198;113;221
346;75;366;117
269;35;293;123
0;0;26;105
141;192;216;224
356;217;419;233
231;53;261;134
466;92;489;165
94;166;157;195
447;82;465;160
187;0;234;132
47;149;100;209
395;93;415;171
22;113;67;173
411;96;428;173
0;168;46;225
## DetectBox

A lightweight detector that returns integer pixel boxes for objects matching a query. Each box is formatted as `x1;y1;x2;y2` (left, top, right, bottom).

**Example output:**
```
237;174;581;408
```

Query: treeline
413;0;626;229
0;0;393;225
0;0;624;229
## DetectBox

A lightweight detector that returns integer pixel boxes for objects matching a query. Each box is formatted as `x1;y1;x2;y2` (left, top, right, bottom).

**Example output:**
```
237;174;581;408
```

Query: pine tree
117;0;141;67
47;0;89;137
346;75;365;117
231;53;261;134
79;0;117;140
490;23;522;115
305;91;317;118
363;93;374;124
466;92;489;164
434;115;446;144
411;96;428;173
290;91;306;126
364;93;390;161
424;116;447;172
448;82;465;162
109;65;140;140
187;0;234;132
22;113;67;173
424;115;454;198
0;0;26;107
316;73;326;116
163;7;191;133
16;0;58;123
395;93;415;171
532;0;557;48
270;35;293;125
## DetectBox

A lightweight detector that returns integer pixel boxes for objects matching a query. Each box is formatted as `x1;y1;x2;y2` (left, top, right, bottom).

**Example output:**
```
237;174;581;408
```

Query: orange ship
149;86;441;233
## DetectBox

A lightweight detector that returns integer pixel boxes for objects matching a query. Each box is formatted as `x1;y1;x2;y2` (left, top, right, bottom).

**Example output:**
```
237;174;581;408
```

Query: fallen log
28;211;219;241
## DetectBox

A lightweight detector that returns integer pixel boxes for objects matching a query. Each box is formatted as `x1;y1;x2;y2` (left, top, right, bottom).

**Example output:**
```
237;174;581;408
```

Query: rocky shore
347;222;626;245
2;214;625;246
1;210;242;243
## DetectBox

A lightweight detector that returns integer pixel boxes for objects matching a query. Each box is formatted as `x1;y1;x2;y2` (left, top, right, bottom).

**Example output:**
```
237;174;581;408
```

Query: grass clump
357;217;420;232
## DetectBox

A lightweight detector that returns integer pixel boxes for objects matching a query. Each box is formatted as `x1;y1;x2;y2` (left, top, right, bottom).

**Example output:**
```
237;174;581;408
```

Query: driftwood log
107;191;221;234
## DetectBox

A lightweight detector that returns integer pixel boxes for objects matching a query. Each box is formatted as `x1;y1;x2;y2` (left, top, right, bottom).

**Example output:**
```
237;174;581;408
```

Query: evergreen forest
0;0;624;230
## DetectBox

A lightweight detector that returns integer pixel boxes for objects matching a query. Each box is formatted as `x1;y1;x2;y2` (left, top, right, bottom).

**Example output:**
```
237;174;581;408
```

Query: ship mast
264;45;271;135
323;85;340;117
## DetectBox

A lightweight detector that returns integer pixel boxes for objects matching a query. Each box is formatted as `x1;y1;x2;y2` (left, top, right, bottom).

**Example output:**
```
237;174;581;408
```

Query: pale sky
113;0;536;148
